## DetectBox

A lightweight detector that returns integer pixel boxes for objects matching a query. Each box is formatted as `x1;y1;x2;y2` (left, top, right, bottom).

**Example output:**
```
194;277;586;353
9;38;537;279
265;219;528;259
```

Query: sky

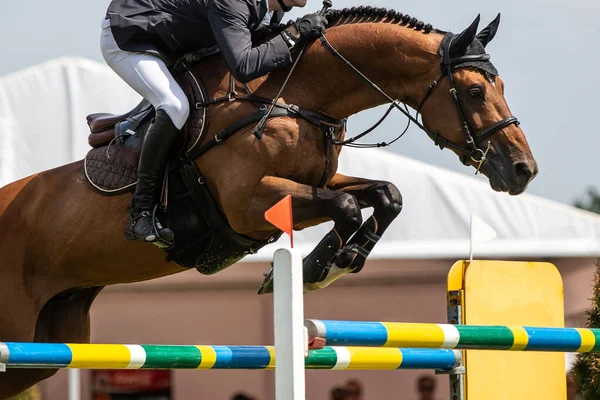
0;0;598;206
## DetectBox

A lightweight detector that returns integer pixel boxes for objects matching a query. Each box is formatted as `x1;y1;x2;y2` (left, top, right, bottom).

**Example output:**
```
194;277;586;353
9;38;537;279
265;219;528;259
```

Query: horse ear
450;14;481;56
476;13;501;47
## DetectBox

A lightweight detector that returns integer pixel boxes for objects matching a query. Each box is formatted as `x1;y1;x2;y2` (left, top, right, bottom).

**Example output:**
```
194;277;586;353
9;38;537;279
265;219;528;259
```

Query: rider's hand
291;13;328;42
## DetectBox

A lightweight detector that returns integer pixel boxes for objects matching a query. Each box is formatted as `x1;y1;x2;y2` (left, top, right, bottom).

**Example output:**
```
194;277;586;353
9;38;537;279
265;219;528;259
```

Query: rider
100;0;328;245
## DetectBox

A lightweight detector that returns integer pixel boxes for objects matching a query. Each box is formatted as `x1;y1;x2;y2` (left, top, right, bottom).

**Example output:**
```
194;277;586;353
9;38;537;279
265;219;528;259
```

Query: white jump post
273;248;306;400
68;369;80;400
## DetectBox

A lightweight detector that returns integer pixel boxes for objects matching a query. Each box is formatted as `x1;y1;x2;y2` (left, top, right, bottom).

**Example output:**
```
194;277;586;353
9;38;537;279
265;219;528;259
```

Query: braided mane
325;6;436;33
253;6;442;44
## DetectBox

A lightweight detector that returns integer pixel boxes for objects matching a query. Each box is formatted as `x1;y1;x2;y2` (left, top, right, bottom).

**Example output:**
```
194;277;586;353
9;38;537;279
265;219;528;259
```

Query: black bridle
196;8;521;188
318;30;521;173
416;33;520;170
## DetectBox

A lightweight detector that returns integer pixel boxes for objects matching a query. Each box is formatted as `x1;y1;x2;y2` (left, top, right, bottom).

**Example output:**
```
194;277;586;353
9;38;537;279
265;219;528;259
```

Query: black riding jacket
106;0;292;82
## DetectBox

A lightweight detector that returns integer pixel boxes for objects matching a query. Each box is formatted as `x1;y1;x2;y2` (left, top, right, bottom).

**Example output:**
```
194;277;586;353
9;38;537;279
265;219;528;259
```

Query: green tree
571;185;600;398
572;262;600;399
574;186;600;214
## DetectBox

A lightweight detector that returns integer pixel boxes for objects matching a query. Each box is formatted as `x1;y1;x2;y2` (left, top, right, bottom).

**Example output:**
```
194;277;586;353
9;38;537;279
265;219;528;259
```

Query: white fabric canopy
2;57;599;260
0;56;140;185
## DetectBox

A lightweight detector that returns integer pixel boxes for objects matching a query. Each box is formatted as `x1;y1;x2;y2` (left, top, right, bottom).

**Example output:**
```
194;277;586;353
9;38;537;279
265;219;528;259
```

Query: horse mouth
488;171;509;193
507;184;527;196
483;160;532;196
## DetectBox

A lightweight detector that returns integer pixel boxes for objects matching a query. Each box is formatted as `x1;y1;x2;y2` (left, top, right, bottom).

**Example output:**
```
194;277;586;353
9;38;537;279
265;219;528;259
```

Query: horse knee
375;182;402;218
333;193;362;235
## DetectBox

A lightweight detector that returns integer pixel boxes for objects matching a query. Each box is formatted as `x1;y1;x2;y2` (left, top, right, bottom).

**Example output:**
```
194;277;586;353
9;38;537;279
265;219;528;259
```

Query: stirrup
149;205;175;250
126;204;174;250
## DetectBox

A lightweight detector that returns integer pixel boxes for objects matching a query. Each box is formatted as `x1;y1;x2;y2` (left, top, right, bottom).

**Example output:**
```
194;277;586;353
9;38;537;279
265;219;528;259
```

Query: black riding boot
124;109;178;244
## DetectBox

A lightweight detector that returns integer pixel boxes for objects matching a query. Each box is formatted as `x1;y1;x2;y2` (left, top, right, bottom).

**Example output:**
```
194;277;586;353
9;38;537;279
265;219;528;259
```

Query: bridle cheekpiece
415;32;520;172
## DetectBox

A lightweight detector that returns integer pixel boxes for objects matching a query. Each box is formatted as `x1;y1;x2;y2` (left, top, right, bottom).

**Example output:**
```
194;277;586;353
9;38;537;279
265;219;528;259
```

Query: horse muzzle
483;156;538;195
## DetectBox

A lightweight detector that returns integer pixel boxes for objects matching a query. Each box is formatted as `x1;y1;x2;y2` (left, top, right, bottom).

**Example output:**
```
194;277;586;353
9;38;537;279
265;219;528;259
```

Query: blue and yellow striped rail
305;320;600;352
0;343;460;371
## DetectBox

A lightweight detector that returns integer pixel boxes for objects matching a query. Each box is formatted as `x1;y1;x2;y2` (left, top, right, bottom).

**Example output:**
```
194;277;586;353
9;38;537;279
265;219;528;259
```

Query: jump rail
305;320;600;353
0;251;572;400
0;343;461;371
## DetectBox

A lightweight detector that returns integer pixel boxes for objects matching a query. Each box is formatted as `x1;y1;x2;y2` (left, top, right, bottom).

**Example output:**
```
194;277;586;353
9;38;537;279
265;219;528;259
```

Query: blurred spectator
415;374;437;400
331;385;347;400
231;392;256;400
346;378;363;400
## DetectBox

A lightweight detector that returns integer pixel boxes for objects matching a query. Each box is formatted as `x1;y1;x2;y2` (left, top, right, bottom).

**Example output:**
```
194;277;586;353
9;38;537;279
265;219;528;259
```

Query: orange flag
265;195;294;248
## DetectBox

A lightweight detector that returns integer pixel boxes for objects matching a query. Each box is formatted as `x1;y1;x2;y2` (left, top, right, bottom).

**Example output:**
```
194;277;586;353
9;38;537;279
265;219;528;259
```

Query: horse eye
469;87;484;98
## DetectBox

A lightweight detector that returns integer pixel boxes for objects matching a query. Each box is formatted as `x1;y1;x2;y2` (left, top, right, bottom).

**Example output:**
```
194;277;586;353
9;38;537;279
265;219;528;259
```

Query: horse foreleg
0;305;56;400
327;173;402;273
227;177;363;294
0;249;57;399
0;288;103;399
293;174;402;291
35;287;104;344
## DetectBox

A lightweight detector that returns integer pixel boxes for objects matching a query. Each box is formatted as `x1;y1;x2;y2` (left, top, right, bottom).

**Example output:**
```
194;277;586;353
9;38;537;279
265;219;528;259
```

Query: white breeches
100;19;190;130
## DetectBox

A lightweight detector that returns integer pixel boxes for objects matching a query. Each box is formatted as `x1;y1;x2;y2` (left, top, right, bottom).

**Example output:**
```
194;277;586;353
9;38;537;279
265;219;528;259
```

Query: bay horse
0;6;537;397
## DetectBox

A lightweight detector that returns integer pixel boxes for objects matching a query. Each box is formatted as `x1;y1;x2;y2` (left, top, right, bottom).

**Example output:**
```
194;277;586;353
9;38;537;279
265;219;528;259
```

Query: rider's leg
125;109;179;242
100;19;190;242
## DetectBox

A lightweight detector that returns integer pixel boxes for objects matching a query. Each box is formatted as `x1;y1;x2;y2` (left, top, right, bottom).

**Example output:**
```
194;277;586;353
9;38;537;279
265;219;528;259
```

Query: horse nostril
514;162;533;182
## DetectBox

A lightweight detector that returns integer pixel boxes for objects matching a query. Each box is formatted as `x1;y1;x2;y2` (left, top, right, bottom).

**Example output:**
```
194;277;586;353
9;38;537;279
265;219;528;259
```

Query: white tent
0;56;140;186
2;56;600;263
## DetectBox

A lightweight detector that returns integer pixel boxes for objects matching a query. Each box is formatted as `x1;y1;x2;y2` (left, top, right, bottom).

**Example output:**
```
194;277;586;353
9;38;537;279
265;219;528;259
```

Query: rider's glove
280;14;328;50
295;13;328;40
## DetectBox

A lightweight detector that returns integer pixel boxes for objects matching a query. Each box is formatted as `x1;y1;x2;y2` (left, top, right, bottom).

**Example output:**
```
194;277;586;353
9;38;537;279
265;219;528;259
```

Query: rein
186;3;520;189
318;29;520;173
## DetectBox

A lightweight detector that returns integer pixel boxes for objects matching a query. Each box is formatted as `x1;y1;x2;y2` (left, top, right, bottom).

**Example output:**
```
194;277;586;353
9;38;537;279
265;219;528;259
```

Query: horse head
416;14;538;195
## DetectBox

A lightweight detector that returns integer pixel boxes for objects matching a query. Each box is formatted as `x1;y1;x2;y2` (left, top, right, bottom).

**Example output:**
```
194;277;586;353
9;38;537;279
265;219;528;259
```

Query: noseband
319;31;520;173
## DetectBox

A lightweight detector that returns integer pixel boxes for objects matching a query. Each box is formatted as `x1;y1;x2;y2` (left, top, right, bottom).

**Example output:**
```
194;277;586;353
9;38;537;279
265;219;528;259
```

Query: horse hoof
303;283;321;293
257;268;274;295
256;267;333;294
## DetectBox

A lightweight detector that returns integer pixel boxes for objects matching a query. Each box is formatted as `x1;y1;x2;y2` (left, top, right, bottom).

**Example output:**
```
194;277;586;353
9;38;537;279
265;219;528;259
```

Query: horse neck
256;23;445;119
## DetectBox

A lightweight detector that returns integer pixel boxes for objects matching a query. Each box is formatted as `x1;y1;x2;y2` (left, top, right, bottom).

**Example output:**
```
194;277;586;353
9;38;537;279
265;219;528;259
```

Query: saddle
87;98;154;149
84;68;207;194
83;66;279;274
